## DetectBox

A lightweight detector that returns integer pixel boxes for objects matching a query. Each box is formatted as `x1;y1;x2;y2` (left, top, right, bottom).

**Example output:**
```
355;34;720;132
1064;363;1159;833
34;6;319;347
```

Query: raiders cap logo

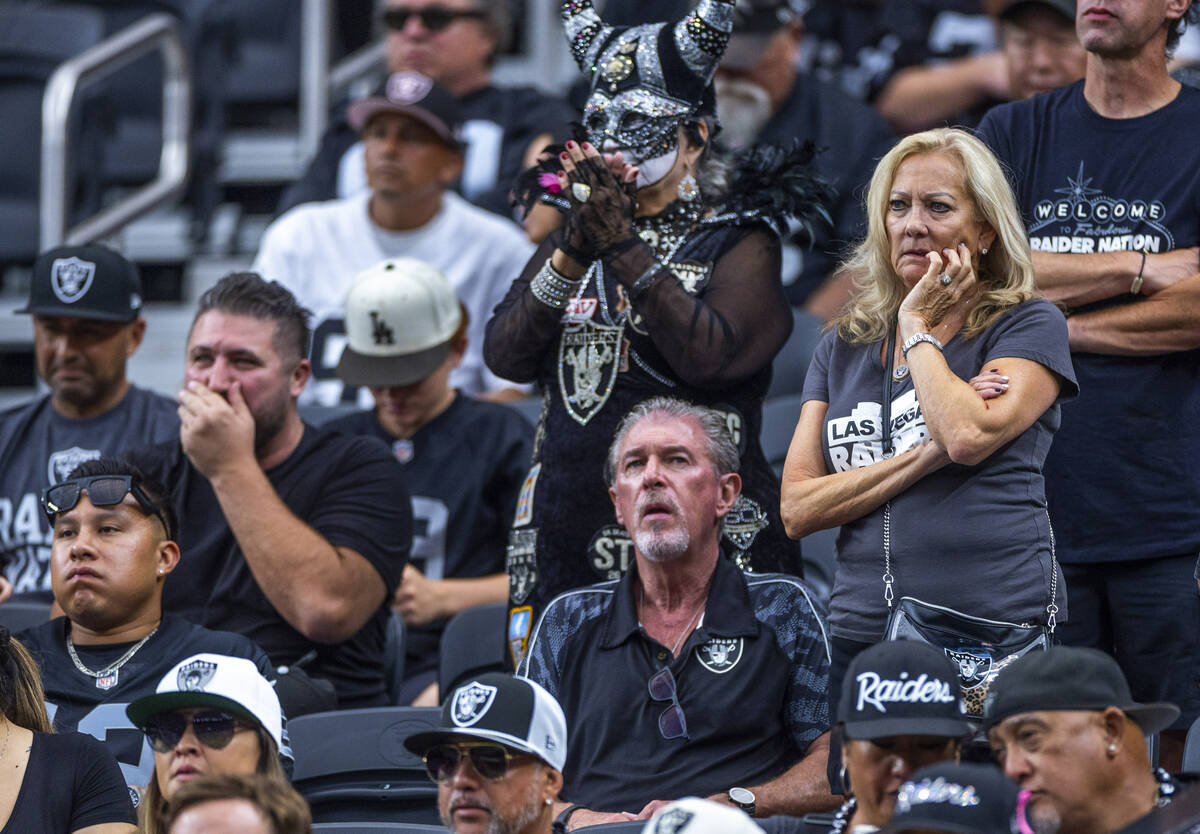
50;257;96;304
695;637;743;674
178;659;218;691
388;71;433;104
651;808;694;834
451;681;497;727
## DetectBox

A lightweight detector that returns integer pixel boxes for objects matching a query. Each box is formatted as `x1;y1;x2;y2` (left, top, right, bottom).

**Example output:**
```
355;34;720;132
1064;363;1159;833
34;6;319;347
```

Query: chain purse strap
879;328;1058;632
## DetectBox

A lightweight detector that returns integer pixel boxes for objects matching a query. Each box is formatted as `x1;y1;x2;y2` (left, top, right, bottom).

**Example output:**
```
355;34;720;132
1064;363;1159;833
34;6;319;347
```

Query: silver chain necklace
67;625;159;690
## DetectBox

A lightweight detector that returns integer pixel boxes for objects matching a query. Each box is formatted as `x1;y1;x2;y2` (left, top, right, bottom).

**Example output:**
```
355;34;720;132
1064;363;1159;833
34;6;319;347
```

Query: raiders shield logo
695;637;744;674
588;524;635;580
669;261;712;295
451;681;497;727
50;256;96;304
558;320;624;425
945;648;994;690
650;808;694;834
47;446;101;485
722;495;768;553
507;529;538;605
388;71;433;103
177;659;218;691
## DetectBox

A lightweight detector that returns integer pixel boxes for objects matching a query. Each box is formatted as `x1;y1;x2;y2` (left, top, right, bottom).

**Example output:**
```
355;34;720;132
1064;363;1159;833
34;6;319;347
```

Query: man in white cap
403;672;566;834
327;258;532;705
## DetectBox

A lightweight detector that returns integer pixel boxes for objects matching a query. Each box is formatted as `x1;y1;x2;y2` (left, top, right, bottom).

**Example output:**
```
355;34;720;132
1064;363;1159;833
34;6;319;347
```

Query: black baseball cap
347;71;464;147
403;674;567;771
998;0;1076;23
17;243;143;322
883;762;1023;834
981;646;1180;734
840;641;973;740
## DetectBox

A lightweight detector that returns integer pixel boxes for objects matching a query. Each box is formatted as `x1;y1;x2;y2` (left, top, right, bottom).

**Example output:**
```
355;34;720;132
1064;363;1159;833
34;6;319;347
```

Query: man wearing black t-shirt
976;0;1200;770
20;458;271;793
326;258;532;705
0;244;178;602
133;272;412;708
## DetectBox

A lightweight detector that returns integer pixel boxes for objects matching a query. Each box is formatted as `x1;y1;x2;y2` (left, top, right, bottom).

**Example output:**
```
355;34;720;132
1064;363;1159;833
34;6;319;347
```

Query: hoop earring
840;765;852;796
677;172;699;202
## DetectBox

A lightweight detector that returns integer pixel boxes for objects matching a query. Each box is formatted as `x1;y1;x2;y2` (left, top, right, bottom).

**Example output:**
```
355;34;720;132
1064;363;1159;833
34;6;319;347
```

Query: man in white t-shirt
253;71;534;405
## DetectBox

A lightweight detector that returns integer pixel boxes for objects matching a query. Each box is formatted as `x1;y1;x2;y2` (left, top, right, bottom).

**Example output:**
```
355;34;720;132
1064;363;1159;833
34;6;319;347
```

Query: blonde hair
835;128;1035;344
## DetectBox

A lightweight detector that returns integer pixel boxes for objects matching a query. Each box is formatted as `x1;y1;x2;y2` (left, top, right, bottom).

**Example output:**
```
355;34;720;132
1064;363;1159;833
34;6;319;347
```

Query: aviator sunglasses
42;475;173;538
142;709;254;753
423;741;528;782
383;6;486;32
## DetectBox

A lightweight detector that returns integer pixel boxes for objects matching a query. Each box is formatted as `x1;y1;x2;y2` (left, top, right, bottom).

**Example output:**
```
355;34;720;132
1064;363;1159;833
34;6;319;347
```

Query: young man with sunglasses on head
19;458;273;795
0;244;178;604
518;398;834;829
403;672;566;834
278;0;574;220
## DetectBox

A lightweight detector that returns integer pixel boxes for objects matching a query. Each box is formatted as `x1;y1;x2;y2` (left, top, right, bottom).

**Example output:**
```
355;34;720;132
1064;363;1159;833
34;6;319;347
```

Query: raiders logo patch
507;529;538;605
47;446;102;485
722;495;768;553
946;648;995;690
669;261;712;295
588;524;635;580
513;463;540;527
508;606;533;669
558;320;623;425
50;256;96;304
562;297;598;323
451;681;497;727
177;659;218;691
695;637;744;674
650;808;694;834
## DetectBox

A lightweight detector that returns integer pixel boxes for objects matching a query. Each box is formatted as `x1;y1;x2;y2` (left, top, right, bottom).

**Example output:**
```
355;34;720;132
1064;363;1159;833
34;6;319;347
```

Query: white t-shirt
253;191;534;403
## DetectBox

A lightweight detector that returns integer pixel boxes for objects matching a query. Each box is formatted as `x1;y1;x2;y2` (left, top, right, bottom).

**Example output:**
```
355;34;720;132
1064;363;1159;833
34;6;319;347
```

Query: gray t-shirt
0;386;179;595
801;298;1077;641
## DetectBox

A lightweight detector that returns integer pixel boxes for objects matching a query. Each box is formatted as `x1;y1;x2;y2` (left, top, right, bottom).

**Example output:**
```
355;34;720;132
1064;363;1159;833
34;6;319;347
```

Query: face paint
632;147;679;188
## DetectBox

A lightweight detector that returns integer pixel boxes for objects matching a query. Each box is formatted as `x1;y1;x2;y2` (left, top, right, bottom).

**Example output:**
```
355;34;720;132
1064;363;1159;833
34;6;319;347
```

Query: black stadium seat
312;825;448;834
1185;714;1200;775
437;602;508;698
289;706;442;825
0;599;52;635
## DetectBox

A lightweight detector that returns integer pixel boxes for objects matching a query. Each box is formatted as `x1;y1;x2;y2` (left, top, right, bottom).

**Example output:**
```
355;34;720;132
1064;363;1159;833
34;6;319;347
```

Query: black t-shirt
20;614;272;790
976;81;1200;563
325;395;532;678
2;731;137;833
133;426;412;707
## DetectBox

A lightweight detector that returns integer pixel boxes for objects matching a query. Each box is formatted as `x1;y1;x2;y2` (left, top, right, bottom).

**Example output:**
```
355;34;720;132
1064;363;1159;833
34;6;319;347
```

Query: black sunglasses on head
422;741;527;782
142;709;253;753
42;475;172;538
383;6;486;32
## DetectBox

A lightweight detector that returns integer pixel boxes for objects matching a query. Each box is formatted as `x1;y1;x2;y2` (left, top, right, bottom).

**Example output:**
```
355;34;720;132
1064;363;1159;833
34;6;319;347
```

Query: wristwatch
728;787;756;817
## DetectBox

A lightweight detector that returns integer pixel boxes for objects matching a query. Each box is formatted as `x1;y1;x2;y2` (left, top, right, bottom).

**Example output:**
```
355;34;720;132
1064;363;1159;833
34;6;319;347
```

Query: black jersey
133;425;412;707
20;614;271;790
7;732;137;832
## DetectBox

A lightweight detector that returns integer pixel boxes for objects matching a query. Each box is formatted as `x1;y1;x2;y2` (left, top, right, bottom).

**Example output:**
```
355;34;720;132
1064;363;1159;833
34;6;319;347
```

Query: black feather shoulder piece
708;140;835;238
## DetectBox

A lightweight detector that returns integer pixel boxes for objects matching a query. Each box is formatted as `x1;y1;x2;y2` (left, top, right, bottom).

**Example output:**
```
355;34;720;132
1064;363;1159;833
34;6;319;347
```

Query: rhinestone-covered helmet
563;0;734;170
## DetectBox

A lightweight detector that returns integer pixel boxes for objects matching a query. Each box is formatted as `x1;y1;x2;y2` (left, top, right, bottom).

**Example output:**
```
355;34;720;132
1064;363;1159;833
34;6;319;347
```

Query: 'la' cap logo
388;71;433;104
51;257;96;304
451;681;497;727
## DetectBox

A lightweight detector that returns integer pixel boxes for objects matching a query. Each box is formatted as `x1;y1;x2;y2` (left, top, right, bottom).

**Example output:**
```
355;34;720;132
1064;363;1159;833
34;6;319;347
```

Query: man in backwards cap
0;244;177;602
404;672;566;834
984;646;1182;834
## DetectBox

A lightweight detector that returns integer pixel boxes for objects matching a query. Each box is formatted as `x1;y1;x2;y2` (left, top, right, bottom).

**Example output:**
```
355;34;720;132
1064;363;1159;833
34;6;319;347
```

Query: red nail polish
560;152;569;160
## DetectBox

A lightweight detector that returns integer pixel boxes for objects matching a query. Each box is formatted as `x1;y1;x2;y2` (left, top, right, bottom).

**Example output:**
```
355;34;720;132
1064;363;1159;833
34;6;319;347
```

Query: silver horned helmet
563;0;735;164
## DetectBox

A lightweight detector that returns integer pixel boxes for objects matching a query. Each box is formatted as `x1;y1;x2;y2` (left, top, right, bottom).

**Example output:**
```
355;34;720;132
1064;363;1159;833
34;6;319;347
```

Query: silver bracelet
901;332;944;359
530;259;584;309
628;262;664;302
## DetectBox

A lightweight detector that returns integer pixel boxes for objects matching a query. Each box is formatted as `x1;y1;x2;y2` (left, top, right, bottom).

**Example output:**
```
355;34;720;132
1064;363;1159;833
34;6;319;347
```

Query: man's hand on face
178;380;256;480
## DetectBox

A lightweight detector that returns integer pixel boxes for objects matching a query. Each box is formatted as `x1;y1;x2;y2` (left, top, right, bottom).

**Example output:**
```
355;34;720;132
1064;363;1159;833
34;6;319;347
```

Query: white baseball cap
335;257;463;387
642;798;766;834
126;653;284;751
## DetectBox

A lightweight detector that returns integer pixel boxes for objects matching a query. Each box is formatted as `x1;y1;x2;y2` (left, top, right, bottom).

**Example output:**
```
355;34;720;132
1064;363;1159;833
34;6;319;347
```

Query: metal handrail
299;0;331;163
39;13;191;250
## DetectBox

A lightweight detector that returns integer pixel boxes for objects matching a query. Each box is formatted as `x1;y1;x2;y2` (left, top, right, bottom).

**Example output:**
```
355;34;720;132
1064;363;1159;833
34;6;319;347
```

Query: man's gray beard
714;77;773;150
635;525;690;563
443;777;545;834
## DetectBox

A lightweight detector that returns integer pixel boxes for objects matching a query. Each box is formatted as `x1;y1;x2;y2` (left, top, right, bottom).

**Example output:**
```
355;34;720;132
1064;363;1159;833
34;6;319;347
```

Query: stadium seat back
0;599;53;634
1185;714;1200;775
438;602;508;698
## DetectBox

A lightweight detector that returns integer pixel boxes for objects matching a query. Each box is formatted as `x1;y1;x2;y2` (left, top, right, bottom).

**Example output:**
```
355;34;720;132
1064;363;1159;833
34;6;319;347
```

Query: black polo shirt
519;555;830;811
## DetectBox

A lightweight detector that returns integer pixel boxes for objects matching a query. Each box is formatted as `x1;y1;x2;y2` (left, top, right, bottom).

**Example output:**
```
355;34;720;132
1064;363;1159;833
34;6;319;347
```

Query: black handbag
878;328;1057;718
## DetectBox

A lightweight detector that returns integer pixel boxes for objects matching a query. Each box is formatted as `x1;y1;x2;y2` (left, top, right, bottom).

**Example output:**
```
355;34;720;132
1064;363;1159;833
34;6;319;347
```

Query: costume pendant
558;319;624;425
722;495;769;554
96;669;119;690
677;173;699;202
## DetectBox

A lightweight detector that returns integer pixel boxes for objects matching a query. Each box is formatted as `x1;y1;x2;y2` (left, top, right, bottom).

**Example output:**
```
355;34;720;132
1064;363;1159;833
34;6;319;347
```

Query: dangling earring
677;172;699;202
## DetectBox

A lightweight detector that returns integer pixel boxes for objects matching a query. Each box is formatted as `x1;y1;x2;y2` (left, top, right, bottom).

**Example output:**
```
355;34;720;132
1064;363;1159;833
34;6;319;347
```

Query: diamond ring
940;272;952;286
572;182;592;202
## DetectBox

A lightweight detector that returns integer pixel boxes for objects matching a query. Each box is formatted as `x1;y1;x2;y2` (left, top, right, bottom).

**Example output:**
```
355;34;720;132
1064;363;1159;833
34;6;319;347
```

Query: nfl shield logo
177;659;218;691
47;446;101;485
945;648;994;690
50;257;96;304
96;670;119;690
451;681;498;727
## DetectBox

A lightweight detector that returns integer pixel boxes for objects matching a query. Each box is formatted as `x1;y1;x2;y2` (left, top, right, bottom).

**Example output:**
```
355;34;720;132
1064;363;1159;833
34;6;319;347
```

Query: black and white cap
403;673;568;771
641;798;766;834
839;641;972;740
883;762;1023;834
18;243;143;322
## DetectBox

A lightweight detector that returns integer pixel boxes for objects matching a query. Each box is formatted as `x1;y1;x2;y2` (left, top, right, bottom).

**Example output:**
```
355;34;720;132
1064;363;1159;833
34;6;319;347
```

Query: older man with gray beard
519;398;834;830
